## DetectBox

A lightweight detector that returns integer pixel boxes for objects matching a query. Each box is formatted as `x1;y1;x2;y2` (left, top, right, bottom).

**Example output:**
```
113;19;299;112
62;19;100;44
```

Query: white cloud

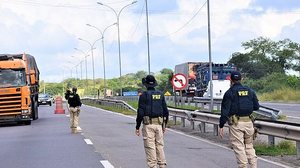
0;0;300;82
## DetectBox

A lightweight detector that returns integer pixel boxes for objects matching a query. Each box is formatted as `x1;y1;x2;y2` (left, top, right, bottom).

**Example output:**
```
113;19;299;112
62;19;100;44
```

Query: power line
129;0;145;38
150;0;207;38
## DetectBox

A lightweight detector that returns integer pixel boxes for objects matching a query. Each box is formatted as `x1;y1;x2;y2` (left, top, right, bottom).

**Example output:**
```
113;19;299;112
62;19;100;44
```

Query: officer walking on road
67;87;82;134
135;75;169;168
219;71;259;168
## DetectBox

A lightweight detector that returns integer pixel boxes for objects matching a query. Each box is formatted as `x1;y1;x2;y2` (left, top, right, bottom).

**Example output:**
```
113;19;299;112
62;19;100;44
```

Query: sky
0;0;300;82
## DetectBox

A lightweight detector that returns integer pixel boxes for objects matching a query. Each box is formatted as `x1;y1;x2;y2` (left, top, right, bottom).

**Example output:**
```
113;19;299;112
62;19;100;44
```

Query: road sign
172;73;187;90
164;91;171;96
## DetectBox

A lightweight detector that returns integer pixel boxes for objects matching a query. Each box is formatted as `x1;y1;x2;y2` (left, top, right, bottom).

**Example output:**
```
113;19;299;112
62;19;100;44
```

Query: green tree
229;37;300;79
156;68;173;92
135;70;147;79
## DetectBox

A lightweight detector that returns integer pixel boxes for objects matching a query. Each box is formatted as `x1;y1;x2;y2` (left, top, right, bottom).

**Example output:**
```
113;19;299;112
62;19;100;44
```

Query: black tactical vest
231;85;254;116
68;93;81;107
144;90;164;118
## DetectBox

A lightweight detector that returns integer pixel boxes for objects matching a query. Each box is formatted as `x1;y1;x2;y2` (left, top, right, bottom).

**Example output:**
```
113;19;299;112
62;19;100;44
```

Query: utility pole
207;0;213;112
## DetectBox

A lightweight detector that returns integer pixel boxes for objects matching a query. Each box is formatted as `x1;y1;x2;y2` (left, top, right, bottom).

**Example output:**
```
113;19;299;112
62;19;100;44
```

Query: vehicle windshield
39;94;50;98
0;69;26;88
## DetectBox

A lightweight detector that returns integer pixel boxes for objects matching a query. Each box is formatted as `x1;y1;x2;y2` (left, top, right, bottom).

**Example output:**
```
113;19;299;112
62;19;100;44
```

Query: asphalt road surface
0;105;105;168
0;104;292;168
260;102;300;117
79;105;290;168
260;102;300;123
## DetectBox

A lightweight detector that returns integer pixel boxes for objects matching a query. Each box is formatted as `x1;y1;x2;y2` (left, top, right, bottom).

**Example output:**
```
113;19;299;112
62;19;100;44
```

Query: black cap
142;75;157;88
231;71;242;81
72;87;77;93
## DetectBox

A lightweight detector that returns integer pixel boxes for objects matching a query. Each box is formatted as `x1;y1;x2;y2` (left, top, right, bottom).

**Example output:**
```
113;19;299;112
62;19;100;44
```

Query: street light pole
70;56;82;81
145;0;151;74
78;38;101;95
68;61;79;86
207;0;213;112
97;1;137;96
74;48;89;85
78;38;95;93
86;23;116;98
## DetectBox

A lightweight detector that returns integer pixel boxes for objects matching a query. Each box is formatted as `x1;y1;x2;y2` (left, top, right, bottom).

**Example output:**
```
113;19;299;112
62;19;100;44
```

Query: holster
253;127;258;140
143;116;150;125
158;117;163;124
229;115;238;126
250;114;256;123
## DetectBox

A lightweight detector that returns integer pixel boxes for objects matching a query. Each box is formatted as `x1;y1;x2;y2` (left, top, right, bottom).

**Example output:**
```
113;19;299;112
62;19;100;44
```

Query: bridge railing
82;97;299;158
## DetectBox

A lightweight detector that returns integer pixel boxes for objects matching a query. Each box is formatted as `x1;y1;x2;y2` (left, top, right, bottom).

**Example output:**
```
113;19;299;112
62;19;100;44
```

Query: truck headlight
22;110;30;114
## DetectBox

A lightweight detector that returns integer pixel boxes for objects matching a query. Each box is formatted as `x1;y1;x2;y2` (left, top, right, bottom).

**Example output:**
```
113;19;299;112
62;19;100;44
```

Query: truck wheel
32;101;39;120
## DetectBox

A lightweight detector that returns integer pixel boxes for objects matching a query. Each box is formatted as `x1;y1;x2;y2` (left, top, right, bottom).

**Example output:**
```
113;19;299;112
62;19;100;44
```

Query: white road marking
100;160;114;168
84;139;93;145
66;114;70;117
77;126;82;131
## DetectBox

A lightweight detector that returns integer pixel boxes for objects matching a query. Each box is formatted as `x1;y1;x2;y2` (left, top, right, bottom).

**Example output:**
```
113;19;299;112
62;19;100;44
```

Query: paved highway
79;105;289;168
260;102;300;117
260;102;300;123
0;104;292;168
0;105;105;168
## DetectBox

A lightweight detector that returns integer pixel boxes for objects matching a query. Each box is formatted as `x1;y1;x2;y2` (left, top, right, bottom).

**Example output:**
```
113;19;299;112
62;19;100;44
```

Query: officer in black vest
135;75;169;168
67;87;82;134
219;71;259;168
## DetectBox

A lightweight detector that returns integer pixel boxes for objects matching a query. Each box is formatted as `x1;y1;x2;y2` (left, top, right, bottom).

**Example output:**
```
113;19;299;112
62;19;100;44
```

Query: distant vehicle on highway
174;62;236;97
38;94;54;106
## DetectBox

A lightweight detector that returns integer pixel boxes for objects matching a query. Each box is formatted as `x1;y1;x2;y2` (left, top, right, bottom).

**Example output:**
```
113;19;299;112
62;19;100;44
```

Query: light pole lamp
67;61;79;86
71;55;84;80
78;38;95;92
74;47;89;84
78;38;101;94
97;1;137;96
86;23;117;97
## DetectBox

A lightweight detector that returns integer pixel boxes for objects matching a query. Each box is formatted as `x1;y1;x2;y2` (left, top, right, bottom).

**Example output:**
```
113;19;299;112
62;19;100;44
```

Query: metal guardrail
83;97;295;140
193;97;281;120
83;98;137;112
169;107;300;140
82;97;300;158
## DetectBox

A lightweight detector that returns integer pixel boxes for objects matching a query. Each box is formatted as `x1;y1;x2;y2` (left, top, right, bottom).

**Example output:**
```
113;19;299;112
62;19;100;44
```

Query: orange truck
0;53;40;125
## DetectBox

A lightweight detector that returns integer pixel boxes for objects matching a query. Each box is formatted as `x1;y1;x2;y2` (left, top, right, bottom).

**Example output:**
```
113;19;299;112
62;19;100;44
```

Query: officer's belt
150;117;162;125
237;116;251;122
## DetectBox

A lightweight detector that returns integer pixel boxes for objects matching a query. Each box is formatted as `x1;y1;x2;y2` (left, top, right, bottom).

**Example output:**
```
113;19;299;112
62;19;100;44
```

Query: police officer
67;87;82;134
135;75;169;168
219;71;259;168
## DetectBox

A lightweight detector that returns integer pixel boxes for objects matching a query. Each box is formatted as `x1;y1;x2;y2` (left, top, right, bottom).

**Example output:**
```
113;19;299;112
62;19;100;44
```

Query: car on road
38;94;54;106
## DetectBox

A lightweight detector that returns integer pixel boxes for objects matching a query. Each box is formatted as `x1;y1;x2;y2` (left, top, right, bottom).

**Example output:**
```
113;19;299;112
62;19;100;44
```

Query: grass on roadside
258;88;300;102
277;115;287;121
126;101;138;109
83;101;136;116
254;140;296;156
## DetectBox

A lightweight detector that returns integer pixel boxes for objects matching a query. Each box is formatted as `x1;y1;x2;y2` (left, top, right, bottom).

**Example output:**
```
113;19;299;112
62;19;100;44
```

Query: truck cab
0;54;39;125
